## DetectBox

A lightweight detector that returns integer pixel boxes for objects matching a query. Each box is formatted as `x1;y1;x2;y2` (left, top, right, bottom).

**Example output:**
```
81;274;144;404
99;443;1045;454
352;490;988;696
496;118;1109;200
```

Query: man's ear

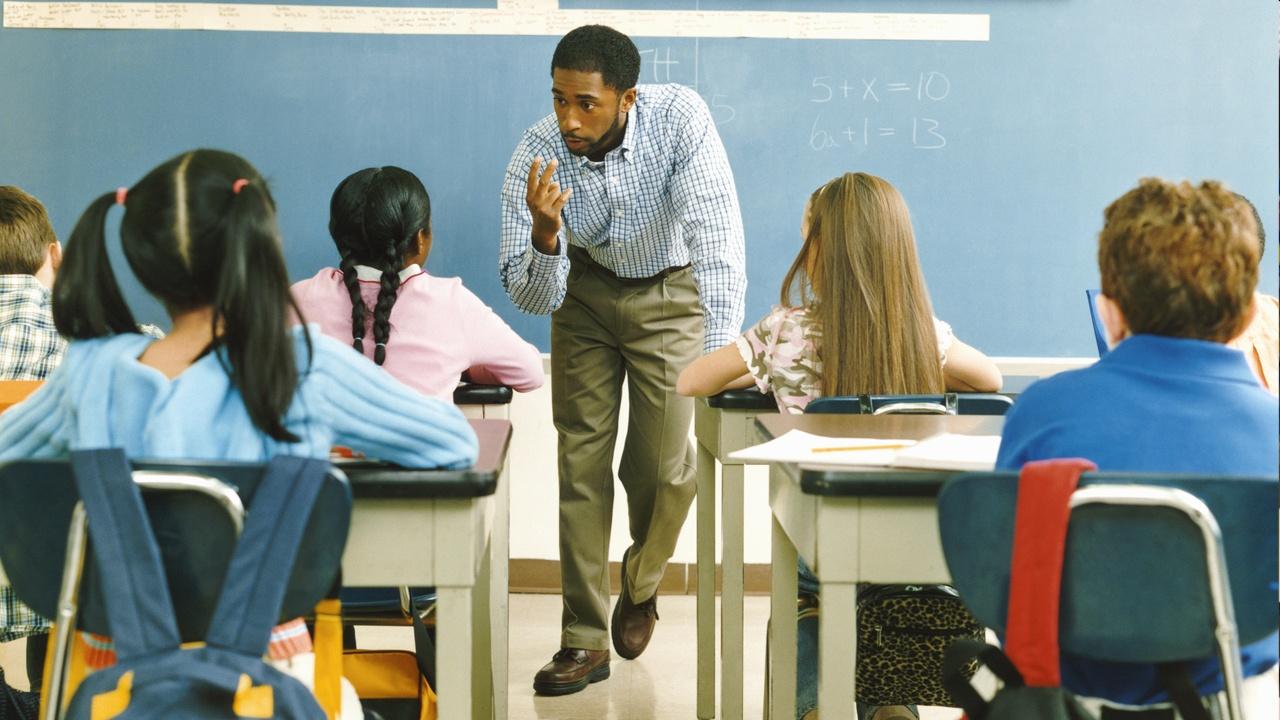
49;241;62;271
620;87;637;114
1097;293;1130;347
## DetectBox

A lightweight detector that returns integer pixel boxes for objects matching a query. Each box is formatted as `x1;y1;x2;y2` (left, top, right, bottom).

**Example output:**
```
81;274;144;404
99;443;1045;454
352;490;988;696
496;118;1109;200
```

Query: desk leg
769;515;798;720
817;581;856;720
491;464;510;719
472;539;495;719
696;441;717;719
721;464;745;720
436;585;473;720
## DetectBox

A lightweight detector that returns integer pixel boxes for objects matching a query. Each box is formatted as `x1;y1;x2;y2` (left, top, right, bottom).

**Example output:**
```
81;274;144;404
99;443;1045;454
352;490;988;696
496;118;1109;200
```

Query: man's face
551;68;635;159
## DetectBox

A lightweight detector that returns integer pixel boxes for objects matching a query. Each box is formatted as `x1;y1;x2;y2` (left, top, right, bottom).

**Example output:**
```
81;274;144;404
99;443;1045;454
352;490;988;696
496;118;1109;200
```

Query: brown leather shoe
611;548;659;659
532;648;610;696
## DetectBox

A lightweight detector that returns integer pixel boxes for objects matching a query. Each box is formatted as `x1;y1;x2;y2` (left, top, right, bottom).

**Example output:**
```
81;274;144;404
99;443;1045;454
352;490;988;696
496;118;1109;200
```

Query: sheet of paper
728;429;915;467
889;433;1001;472
2;1;990;41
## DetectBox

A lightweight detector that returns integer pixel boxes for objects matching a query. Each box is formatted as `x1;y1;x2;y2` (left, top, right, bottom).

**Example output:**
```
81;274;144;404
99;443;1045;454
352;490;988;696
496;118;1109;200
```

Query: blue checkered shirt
0;274;64;641
500;83;746;352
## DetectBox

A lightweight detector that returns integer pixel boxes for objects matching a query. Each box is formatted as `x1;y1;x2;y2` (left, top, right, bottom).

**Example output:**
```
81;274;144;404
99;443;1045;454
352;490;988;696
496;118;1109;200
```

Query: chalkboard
1;0;1276;356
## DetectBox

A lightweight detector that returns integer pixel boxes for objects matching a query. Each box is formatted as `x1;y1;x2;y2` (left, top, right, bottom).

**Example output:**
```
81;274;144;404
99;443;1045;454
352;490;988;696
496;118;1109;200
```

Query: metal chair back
938;472;1278;720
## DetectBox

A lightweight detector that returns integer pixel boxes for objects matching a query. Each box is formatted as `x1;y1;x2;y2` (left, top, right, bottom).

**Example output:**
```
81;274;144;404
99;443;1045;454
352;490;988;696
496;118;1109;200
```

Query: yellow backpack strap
89;670;134;720
312;597;343;719
232;673;275;719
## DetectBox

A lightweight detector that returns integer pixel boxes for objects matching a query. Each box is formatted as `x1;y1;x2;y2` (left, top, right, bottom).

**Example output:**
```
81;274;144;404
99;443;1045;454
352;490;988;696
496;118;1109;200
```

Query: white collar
352;263;422;282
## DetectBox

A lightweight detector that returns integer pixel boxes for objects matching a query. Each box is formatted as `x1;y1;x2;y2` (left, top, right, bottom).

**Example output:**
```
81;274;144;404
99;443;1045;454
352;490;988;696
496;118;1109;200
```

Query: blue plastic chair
805;392;1013;416
0;457;352;719
1085;289;1110;357
938;472;1278;720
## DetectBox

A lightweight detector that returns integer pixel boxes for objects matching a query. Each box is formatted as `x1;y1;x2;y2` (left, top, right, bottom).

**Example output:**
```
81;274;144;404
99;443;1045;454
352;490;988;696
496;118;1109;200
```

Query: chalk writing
809;115;949;151
811;71;951;103
807;70;953;150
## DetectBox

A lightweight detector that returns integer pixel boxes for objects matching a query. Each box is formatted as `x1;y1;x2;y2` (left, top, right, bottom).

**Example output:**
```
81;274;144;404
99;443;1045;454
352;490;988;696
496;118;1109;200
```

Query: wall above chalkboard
1;0;1275;356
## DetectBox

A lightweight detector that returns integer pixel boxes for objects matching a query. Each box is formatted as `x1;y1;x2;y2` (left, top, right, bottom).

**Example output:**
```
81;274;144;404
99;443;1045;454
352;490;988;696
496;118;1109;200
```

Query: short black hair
551;25;640;91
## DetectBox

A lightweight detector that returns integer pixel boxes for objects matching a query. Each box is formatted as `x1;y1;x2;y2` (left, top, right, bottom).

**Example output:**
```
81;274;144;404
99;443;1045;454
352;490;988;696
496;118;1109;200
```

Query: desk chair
938;472;1279;720
805;392;1013;416
0;379;42;413
1085;289;1110;357
0;458;352;720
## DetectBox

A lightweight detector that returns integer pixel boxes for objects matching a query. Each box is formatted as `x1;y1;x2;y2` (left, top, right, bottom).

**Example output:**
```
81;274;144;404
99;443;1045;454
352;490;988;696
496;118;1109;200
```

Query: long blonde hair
779;172;944;397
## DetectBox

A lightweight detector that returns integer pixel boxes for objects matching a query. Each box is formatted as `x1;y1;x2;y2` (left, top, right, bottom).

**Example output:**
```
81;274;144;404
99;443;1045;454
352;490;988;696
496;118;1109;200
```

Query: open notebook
728;430;1001;472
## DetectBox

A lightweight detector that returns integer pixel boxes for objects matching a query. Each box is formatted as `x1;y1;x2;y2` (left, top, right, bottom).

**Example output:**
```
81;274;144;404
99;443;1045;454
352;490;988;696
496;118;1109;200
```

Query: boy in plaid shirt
0;185;66;691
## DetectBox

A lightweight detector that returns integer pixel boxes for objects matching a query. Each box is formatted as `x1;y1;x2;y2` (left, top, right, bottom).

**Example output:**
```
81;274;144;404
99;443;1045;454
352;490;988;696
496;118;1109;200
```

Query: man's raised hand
526;157;572;254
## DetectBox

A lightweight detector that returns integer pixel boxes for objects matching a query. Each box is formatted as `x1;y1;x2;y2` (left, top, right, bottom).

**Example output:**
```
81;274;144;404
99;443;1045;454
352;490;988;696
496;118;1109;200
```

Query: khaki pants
552;247;703;651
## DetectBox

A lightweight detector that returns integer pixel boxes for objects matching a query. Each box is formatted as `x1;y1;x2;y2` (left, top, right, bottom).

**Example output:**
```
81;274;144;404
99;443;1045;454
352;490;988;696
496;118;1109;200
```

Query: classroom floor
0;593;969;719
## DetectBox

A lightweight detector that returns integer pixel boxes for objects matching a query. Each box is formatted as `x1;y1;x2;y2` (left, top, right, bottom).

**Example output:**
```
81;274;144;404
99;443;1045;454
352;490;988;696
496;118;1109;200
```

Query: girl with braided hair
294;166;544;399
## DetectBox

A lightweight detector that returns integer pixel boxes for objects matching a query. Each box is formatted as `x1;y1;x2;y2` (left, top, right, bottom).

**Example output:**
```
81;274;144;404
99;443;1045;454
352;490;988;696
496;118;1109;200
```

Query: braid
371;240;401;365
338;251;366;354
328;164;429;366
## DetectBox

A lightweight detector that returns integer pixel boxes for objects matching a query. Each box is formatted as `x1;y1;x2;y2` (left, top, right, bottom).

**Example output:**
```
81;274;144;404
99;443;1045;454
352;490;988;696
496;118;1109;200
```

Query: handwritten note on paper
2;1;990;41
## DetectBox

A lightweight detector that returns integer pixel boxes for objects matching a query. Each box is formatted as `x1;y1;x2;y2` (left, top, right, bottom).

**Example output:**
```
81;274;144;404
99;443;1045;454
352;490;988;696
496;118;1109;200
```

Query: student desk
694;389;778;720
754;413;1002;720
693;386;1029;720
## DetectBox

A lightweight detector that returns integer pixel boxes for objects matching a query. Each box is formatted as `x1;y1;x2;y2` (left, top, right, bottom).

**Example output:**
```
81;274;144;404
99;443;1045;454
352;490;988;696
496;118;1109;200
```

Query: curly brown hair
1099;178;1259;343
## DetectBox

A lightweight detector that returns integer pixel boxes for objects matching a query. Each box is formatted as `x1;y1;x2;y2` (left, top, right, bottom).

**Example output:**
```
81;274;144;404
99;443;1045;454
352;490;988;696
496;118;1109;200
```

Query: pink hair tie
232;178;250;194
115;187;128;206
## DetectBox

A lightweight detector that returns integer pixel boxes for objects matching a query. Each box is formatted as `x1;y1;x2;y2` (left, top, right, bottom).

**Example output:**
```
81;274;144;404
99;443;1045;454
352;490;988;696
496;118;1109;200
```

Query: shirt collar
1104;333;1260;385
0;274;51;296
352;264;422;283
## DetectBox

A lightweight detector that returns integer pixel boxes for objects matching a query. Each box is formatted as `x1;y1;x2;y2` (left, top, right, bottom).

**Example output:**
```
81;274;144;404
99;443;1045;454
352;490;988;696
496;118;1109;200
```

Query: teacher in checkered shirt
500;24;745;696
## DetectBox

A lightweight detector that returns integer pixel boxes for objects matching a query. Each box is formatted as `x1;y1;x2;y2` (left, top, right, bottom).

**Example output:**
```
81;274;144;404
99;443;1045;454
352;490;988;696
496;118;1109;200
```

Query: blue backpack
63;450;342;719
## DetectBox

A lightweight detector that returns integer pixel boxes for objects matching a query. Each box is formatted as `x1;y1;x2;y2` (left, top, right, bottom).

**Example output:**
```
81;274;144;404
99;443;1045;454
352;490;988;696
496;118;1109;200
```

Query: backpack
941;459;1099;720
62;450;344;719
854;583;984;706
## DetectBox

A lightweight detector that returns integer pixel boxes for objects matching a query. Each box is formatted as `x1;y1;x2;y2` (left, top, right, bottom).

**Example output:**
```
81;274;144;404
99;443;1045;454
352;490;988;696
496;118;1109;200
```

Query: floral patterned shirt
734;305;954;414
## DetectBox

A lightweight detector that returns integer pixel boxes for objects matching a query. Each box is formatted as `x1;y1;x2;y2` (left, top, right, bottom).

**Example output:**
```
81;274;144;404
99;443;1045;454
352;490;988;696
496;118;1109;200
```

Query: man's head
550;25;640;159
1097;177;1259;345
0;185;60;286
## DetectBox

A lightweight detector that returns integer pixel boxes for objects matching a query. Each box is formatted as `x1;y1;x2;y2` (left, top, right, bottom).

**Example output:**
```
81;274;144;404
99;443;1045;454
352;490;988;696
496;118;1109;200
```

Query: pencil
812;442;912;453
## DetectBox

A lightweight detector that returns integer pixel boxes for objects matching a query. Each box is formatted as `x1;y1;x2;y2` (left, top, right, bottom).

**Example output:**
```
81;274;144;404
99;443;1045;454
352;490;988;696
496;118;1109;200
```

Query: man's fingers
527;157;543;189
538;157;558;187
552;187;573;212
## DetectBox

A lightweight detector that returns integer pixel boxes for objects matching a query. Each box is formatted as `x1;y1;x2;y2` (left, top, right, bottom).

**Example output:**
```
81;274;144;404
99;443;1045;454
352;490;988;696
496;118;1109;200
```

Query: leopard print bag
855;584;984;706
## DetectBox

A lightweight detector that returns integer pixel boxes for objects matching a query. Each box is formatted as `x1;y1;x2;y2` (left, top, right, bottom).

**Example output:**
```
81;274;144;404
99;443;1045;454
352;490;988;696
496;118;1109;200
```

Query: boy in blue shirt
997;178;1278;719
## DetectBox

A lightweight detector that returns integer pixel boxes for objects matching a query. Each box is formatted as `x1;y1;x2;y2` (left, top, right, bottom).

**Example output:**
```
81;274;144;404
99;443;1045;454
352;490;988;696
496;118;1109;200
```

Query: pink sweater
292;265;544;400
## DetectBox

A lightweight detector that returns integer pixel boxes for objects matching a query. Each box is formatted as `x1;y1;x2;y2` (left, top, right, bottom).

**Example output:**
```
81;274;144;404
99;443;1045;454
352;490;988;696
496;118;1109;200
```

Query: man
499;25;745;695
0;185;66;696
997;178;1278;719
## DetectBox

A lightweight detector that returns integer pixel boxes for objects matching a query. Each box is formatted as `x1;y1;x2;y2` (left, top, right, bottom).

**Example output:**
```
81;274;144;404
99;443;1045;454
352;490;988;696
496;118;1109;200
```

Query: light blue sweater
0;325;478;467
